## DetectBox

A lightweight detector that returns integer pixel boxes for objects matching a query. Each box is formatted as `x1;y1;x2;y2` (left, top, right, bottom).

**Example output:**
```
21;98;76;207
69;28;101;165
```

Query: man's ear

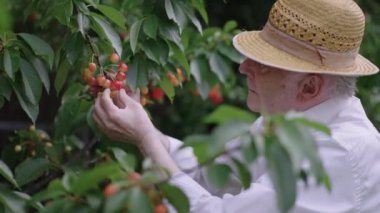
296;74;324;101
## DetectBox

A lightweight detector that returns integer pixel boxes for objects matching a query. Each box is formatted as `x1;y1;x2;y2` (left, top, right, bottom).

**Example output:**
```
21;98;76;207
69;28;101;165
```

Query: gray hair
327;75;357;97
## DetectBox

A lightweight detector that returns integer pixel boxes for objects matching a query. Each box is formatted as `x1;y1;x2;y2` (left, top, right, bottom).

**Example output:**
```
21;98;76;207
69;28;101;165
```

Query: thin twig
84;34;102;68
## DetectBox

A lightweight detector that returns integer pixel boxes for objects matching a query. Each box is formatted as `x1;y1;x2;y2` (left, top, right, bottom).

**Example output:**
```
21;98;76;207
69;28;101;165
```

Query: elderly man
93;0;380;212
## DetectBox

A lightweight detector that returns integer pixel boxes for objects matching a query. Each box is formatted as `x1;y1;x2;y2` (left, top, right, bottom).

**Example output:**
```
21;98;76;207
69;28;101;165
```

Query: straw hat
233;0;379;76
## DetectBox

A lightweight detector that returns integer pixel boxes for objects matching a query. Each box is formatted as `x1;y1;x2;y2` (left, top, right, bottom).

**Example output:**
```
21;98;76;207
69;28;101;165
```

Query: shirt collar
302;95;352;125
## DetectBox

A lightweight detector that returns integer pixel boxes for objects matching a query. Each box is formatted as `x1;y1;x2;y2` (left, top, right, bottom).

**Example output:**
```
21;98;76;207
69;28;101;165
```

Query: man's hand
92;89;156;148
93;88;180;175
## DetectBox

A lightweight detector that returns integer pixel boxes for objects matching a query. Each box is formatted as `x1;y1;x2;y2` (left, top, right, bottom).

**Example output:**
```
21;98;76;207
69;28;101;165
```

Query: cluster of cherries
83;53;222;106
14;125;72;159
103;172;168;213
83;53;128;99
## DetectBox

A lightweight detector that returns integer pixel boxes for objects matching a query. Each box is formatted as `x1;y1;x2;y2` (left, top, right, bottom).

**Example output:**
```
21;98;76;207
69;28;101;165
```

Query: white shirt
168;96;380;212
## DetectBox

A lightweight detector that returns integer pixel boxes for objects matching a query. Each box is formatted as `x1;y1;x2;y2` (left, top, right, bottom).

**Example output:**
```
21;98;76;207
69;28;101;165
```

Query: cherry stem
85;34;102;72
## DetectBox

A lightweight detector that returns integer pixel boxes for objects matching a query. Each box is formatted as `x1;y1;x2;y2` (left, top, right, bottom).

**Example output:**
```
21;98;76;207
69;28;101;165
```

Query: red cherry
154;204;168;213
96;75;106;87
208;90;223;104
118;63;128;72
88;63;97;72
86;77;97;86
82;68;92;81
103;79;111;88
176;68;186;82
116;72;126;81
150;88;164;101
28;11;40;23
109;53;120;63
103;184;119;197
167;72;180;87
111;81;124;90
127;172;141;181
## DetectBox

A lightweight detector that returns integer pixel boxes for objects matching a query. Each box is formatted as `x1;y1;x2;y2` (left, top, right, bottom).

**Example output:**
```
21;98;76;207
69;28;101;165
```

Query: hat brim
233;31;379;76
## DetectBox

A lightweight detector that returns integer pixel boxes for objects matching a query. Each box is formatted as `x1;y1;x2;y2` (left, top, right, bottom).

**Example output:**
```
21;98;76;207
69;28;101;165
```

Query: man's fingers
118;89;138;106
100;89;119;112
93;100;108;128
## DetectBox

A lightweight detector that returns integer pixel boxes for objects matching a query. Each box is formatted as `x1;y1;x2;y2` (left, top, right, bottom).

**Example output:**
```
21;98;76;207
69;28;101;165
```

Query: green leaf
0;186;27;213
3;48;15;80
170;43;190;77
97;4;126;29
209;52;231;83
171;0;188;33
232;158;252;189
15;158;50;187
77;12;90;37
183;134;210;164
126;188;153;213
159;76;175;101
323;173;332;192
40;199;70;213
143;15;158;39
159;183;189;213
241;135;258;163
92;15;122;57
126;55;149;89
110;147;136;172
104;191;128;213
0;160;19;188
11;79;39;123
54;59;70;94
19;58;42;105
203;104;256;124
86;106;102;140
183;2;202;33
291;117;331;136
53;0;73;26
190;56;210;99
32;179;67;202
157;38;169;65
30;57;50;93
265;139;296;213
14;191;43;211
159;23;183;50
217;43;244;64
54;97;81;139
63;32;85;65
18;33;54;68
190;57;207;84
129;19;143;54
164;0;179;28
211;121;251;150
207;163;232;188
71;162;121;195
142;39;161;64
0;74;12;100
191;0;208;24
223;20;237;32
275;117;325;179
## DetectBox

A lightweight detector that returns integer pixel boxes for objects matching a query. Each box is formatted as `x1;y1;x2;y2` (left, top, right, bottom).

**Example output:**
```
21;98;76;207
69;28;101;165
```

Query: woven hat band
259;22;359;68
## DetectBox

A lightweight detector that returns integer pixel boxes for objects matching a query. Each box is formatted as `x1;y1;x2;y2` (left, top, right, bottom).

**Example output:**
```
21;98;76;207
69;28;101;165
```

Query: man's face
239;59;304;114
